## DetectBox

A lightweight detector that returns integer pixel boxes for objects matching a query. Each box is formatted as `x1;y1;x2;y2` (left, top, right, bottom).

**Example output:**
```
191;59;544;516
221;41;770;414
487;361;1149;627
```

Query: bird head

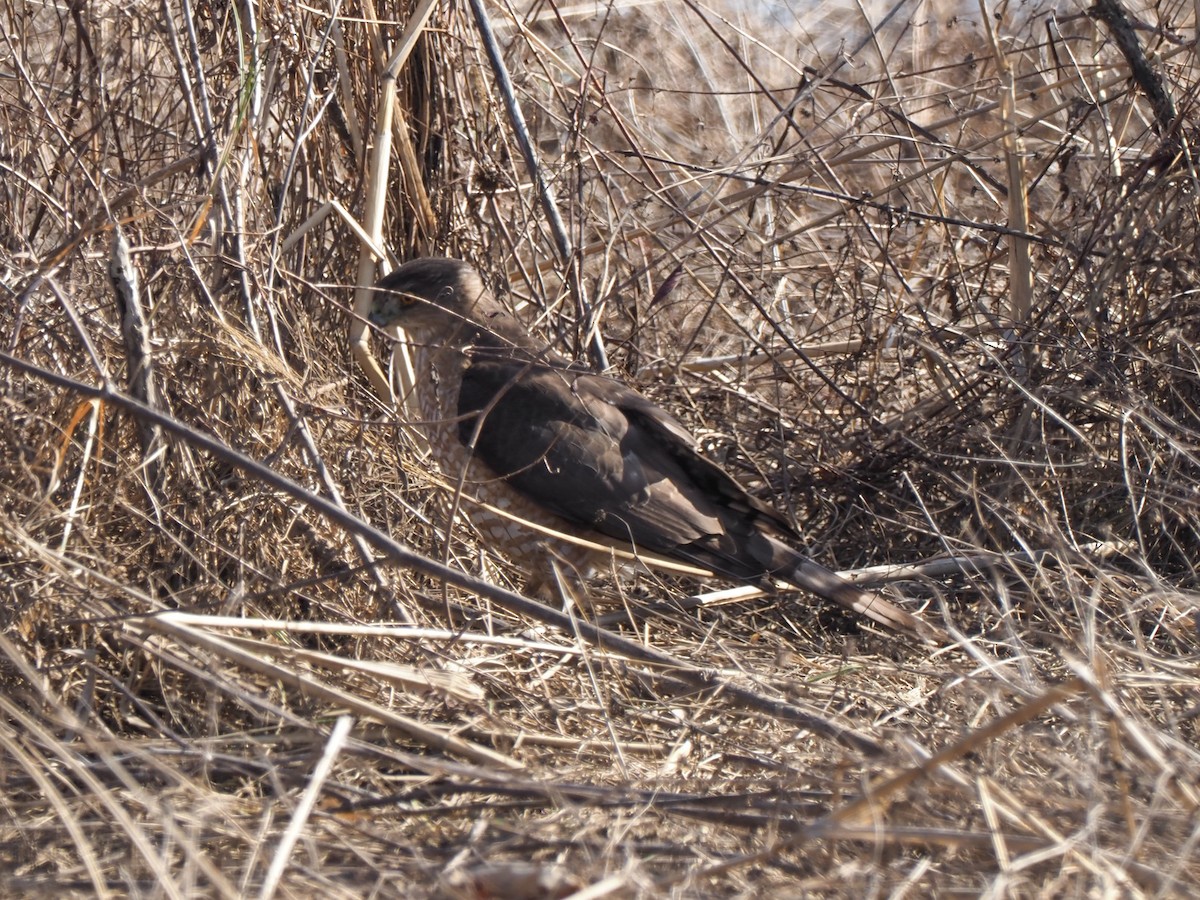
368;257;495;336
370;257;553;359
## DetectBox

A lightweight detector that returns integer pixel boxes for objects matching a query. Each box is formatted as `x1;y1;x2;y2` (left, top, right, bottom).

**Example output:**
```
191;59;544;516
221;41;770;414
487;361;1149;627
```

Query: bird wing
458;355;939;641
608;385;797;537
457;356;794;569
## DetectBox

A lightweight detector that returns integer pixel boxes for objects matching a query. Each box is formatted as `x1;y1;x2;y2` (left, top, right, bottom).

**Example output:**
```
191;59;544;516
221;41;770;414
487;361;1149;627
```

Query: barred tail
778;545;941;642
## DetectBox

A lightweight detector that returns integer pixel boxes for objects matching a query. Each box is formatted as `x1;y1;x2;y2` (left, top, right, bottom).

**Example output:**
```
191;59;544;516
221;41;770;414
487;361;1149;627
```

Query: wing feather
459;360;730;549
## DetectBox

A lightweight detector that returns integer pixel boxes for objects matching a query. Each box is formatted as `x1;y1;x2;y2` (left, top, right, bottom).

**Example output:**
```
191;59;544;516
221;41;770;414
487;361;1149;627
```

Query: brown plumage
370;257;937;640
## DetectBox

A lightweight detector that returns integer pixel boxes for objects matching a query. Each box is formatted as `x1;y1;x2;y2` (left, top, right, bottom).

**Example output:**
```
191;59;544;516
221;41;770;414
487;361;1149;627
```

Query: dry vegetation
2;0;1199;895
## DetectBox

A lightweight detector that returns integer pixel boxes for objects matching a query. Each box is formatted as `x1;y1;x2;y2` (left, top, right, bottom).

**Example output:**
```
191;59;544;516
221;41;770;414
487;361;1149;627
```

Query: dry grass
2;0;1198;896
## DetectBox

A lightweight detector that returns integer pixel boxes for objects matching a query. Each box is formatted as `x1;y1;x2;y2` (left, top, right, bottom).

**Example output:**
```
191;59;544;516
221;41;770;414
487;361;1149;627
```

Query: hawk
370;257;934;640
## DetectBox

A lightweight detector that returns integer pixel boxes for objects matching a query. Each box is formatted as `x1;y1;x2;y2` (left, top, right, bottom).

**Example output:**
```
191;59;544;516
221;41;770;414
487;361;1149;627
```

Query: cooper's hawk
370;257;934;640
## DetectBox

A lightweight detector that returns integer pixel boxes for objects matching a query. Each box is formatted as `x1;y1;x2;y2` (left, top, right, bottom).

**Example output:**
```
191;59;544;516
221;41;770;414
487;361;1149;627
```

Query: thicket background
1;0;1197;896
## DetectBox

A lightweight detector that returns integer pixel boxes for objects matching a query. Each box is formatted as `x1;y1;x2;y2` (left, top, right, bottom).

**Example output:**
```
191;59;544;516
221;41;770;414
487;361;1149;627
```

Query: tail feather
676;529;942;642
774;543;942;643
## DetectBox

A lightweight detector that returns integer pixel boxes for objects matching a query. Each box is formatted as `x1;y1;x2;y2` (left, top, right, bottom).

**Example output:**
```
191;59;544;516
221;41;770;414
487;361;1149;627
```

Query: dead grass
1;0;1198;896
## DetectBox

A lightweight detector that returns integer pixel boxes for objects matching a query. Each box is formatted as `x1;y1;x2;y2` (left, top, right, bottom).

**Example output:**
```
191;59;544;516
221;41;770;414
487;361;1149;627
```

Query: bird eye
390;289;417;306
